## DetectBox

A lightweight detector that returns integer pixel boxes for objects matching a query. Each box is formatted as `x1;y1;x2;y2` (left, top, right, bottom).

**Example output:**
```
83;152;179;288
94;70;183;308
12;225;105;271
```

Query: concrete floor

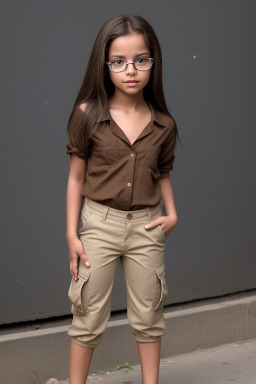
59;337;256;384
2;291;256;384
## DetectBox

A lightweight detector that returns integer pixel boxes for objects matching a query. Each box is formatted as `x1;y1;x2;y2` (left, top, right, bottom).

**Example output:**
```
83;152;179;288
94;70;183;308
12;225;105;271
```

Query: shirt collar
96;103;168;127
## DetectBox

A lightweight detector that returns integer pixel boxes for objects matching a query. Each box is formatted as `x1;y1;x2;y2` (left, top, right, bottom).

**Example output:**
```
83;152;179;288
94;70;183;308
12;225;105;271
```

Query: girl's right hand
67;236;90;281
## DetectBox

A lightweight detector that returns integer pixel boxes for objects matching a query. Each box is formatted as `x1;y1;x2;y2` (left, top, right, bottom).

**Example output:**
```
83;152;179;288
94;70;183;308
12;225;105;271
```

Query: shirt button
127;182;132;187
127;213;133;219
130;153;134;158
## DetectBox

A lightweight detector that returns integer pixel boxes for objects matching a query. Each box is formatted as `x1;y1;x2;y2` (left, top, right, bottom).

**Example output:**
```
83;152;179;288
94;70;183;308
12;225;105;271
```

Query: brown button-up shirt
66;103;176;211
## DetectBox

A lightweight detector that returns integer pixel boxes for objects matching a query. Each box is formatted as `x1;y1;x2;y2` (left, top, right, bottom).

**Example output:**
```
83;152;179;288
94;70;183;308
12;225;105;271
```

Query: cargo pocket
68;269;91;315
152;264;168;310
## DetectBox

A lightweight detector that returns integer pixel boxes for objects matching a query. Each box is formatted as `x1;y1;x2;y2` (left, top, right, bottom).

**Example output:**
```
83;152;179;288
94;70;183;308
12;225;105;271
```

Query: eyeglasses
106;58;154;72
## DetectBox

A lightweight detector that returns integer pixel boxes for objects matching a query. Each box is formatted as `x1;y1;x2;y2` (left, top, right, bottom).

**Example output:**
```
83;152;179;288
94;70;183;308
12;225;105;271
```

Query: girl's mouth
125;80;139;86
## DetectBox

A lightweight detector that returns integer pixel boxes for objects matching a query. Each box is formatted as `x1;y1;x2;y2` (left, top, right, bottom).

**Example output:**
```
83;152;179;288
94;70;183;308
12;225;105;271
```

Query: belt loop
147;207;152;221
102;205;110;222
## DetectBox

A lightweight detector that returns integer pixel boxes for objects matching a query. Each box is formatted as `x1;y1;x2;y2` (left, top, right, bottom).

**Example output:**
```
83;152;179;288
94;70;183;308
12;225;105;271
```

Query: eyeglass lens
110;58;152;72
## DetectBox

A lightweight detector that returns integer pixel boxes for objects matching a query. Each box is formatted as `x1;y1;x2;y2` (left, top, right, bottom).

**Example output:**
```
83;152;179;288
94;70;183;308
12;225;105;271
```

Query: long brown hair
67;14;179;146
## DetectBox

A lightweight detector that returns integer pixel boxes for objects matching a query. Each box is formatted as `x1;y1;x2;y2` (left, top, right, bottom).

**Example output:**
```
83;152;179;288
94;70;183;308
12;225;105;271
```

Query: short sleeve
158;122;176;174
66;104;89;160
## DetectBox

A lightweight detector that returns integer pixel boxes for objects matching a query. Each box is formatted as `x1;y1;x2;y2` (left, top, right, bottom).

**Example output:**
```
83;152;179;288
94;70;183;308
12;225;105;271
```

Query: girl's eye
136;58;146;63
112;60;124;65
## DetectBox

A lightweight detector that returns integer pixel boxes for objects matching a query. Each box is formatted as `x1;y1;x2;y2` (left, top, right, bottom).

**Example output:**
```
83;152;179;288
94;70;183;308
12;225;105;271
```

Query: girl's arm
145;174;178;237
66;154;90;280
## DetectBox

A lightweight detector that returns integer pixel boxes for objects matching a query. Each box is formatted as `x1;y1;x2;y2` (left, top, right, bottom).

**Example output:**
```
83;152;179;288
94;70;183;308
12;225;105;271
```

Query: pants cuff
134;335;162;343
70;336;98;349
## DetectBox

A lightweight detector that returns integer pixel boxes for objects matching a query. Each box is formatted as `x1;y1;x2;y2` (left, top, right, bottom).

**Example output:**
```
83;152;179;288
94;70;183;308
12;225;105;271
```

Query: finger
70;260;78;281
145;218;161;229
79;251;90;268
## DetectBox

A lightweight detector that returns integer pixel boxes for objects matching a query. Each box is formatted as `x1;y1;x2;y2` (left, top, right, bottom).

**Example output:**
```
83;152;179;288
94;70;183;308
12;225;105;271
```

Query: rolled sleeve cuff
158;155;175;174
66;143;87;159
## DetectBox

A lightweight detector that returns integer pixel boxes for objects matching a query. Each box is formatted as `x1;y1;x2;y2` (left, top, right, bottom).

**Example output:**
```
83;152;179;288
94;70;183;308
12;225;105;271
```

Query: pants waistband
84;198;161;223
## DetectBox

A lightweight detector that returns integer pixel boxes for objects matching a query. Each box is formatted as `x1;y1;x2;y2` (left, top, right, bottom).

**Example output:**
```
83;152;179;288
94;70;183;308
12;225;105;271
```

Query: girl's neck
108;91;147;112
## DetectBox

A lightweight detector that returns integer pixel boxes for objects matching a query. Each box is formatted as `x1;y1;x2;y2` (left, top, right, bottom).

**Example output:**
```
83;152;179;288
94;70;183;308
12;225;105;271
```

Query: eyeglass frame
106;58;154;72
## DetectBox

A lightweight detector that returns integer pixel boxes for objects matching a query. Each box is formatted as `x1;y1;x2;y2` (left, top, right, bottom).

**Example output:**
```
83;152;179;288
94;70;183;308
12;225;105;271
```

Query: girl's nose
125;63;136;75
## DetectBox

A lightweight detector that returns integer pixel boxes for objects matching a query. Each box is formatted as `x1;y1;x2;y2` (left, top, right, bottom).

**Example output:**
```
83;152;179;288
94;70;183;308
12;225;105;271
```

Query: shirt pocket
144;146;160;170
91;141;119;166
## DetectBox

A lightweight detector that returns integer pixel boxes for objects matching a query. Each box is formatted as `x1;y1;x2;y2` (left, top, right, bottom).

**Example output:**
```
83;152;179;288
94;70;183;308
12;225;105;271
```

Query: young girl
66;14;178;384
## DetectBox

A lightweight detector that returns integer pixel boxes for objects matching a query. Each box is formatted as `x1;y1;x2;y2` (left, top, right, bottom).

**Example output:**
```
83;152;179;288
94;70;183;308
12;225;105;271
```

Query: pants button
127;213;133;219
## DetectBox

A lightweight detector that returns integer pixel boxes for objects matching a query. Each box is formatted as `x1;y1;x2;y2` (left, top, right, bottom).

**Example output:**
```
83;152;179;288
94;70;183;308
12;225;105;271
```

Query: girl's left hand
144;215;178;238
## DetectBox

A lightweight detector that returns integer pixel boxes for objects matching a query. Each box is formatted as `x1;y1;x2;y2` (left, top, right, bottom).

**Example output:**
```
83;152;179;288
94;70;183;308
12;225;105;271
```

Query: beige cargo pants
68;198;168;349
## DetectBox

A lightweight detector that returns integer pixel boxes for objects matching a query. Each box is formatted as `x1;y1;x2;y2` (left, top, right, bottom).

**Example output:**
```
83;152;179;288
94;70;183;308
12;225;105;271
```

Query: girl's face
107;33;152;98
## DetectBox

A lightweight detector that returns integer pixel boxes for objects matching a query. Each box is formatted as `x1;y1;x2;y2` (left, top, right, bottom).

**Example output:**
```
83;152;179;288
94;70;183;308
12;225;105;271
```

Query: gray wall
1;0;255;325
